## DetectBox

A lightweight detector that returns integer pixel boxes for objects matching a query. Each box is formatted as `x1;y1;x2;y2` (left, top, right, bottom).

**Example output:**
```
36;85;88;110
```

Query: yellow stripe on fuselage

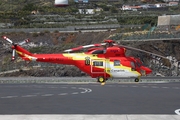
16;50;36;61
63;53;141;77
63;53;105;69
63;53;100;60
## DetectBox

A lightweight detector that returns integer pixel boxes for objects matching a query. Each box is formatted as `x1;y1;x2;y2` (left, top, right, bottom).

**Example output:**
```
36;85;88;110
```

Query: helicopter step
99;77;141;83
96;76;140;83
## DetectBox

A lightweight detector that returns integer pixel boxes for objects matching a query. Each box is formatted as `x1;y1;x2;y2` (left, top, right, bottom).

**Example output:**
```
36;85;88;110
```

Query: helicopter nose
140;66;152;75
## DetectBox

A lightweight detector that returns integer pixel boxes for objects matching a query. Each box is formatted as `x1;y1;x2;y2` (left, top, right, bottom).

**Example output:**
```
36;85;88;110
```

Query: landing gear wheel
97;76;105;83
135;78;139;82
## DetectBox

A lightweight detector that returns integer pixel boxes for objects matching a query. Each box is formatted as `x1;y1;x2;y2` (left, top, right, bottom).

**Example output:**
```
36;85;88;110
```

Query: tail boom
13;45;74;65
32;54;75;65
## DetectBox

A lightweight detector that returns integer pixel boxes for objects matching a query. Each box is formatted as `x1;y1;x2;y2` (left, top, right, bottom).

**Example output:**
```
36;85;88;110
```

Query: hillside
0;30;180;77
0;0;53;11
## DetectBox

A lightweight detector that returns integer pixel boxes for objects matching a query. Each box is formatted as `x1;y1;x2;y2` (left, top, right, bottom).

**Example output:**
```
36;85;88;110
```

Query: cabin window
93;61;103;66
114;60;120;66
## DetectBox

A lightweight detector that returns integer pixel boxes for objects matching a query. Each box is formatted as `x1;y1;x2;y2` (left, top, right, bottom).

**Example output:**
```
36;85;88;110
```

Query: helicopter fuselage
18;47;151;82
3;36;152;83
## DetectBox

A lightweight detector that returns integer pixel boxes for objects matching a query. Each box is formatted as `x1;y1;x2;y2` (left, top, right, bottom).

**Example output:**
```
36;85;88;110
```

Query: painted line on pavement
175;109;180;115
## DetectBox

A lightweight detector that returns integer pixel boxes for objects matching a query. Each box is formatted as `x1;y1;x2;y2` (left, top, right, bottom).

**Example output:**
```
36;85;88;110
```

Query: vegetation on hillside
0;0;180;28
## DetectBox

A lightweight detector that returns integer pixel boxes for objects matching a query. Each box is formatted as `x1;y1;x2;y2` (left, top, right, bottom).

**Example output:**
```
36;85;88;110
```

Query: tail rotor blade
12;49;16;61
19;39;30;45
2;36;13;44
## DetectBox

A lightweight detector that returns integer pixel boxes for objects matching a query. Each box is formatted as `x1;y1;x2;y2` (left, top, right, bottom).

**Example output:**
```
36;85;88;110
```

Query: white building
158;15;180;26
168;2;179;6
54;0;68;7
163;0;179;2
155;3;167;8
78;8;102;14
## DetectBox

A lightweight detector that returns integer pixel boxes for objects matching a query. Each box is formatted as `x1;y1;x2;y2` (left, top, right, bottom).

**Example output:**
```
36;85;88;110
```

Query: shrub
32;32;39;37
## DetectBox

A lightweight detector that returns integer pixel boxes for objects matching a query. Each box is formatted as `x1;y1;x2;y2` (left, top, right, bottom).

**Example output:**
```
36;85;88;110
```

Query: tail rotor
2;36;30;61
2;36;13;45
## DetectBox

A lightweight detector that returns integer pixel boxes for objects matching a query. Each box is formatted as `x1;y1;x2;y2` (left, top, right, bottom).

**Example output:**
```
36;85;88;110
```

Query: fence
111;31;180;41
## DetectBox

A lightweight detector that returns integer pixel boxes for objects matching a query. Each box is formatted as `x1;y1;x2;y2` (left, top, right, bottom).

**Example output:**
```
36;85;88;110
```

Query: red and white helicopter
2;36;168;84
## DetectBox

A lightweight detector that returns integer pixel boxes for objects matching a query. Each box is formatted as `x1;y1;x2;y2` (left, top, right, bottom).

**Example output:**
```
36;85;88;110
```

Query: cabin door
91;59;106;73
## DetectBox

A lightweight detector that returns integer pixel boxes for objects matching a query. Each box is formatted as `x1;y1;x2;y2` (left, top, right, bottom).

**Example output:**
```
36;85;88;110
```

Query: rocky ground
0;30;180;77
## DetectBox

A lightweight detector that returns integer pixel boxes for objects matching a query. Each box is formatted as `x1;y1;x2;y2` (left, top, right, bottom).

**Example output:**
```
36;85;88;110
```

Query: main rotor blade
119;45;168;60
64;43;106;52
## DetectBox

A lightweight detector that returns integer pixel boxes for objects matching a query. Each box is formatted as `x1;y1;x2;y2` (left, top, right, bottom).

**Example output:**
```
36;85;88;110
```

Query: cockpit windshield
131;59;142;70
136;61;141;67
135;59;142;67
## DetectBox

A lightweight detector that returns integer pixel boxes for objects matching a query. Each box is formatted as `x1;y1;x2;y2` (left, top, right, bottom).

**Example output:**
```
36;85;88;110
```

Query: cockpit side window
92;50;104;54
136;61;141;67
135;59;142;67
131;62;136;71
114;60;120;66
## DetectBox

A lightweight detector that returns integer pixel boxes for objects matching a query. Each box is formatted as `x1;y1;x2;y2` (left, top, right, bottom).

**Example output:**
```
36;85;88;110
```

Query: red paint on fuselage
105;47;126;57
32;54;74;65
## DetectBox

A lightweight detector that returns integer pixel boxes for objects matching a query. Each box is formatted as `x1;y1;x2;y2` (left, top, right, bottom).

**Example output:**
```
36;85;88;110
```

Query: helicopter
2;36;168;84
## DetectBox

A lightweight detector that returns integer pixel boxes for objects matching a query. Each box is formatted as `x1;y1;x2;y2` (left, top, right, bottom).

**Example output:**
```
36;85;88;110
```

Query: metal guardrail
111;32;180;41
0;24;121;33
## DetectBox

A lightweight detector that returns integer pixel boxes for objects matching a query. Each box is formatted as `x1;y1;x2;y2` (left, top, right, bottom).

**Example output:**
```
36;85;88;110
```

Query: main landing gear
97;76;107;85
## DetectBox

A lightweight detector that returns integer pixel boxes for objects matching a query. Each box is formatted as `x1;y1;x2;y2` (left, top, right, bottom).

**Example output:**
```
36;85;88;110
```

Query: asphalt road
0;82;179;115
